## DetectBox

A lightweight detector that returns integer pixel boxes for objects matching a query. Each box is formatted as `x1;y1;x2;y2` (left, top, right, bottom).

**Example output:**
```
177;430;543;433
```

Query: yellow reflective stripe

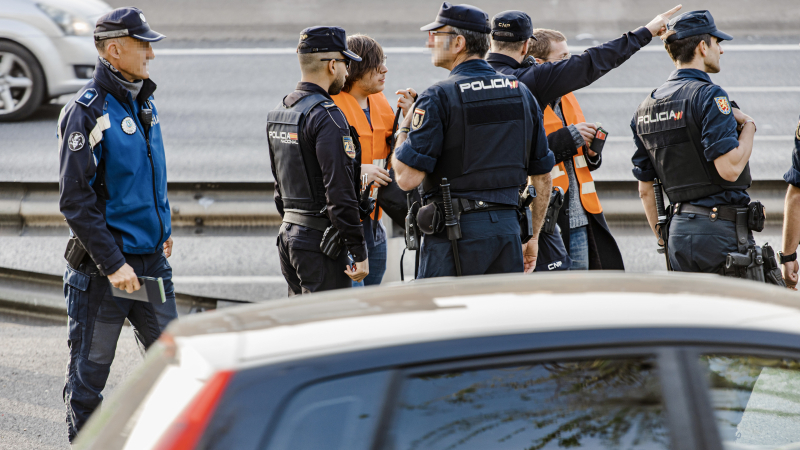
89;114;111;148
581;181;596;194
574;154;587;169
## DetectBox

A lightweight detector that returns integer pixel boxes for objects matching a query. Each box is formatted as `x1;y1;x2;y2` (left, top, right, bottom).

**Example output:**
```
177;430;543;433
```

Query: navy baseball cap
491;10;537;42
297;26;362;61
94;7;164;42
420;2;491;34
665;10;733;43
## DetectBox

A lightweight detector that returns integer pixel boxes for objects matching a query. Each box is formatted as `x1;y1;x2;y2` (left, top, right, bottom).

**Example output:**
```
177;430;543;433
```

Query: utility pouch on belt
417;202;445;235
747;201;766;232
319;226;344;260
65;236;88;269
543;186;564;235
405;193;421;251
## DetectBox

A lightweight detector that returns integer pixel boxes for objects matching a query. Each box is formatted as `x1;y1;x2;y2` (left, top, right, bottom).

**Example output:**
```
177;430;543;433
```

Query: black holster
319;226;344;260
65;236;88;270
723;207;785;286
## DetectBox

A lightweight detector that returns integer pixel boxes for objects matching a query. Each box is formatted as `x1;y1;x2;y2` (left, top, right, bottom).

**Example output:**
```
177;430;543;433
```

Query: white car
74;272;800;450
0;0;111;121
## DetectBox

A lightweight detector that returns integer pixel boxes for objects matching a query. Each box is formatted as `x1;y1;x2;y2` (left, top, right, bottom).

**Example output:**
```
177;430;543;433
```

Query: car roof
168;272;800;373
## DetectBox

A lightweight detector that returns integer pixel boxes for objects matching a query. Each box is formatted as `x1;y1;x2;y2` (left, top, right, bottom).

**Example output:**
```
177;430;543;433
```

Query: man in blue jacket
58;7;175;442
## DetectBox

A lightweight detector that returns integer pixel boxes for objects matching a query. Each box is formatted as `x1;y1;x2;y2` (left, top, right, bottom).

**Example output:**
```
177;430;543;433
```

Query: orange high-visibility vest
543;93;602;214
332;91;396;219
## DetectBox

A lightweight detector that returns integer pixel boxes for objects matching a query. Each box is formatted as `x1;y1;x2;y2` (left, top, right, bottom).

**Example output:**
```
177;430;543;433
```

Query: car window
264;371;392;450
382;357;669;450
700;355;800;449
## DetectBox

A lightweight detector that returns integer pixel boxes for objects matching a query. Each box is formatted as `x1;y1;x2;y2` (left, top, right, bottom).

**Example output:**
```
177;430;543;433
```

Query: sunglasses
320;58;351;68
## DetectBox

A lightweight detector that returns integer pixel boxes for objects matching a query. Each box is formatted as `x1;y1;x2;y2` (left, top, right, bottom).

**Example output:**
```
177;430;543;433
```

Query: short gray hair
451;26;490;58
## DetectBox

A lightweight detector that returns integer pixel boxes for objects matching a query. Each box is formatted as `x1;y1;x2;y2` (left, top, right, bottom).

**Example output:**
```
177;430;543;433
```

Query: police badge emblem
121;117;137;135
714;97;731;115
343;136;356;159
67;132;85;151
412;108;425;130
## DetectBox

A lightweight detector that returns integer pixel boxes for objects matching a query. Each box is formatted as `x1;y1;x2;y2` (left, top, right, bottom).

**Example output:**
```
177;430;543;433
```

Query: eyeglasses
320;58;351;68
428;30;458;38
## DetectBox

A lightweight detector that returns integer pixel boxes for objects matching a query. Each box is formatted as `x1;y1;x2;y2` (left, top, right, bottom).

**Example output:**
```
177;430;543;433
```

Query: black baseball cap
665;10;733;43
94;7;165;42
420;2;491;34
491;10;537;42
297;26;362;61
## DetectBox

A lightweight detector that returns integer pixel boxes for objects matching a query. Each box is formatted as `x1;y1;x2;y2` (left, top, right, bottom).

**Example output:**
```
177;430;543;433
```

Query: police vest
635;80;751;203
544;93;602;215
421;73;531;195
267;93;334;213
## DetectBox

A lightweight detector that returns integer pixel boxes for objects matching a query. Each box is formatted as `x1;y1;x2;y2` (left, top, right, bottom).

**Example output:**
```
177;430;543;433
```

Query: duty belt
282;210;331;232
425;197;516;214
675;203;738;222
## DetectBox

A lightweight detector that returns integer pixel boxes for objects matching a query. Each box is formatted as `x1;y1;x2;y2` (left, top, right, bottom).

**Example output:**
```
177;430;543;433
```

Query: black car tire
0;41;46;122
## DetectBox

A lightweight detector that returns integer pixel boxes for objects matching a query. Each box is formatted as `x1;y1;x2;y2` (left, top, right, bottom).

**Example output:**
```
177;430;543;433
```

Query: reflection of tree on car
391;359;670;450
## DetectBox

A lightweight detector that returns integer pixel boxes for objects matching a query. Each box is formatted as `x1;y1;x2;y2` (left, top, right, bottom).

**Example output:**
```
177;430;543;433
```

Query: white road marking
579;86;800;94
157;44;800;56
606;135;795;142
172;276;286;284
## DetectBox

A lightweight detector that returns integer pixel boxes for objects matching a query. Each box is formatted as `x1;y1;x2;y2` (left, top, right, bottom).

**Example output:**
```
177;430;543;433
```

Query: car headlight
36;3;94;36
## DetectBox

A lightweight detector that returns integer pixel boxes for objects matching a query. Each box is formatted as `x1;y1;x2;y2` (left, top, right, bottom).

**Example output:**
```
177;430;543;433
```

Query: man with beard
268;26;369;295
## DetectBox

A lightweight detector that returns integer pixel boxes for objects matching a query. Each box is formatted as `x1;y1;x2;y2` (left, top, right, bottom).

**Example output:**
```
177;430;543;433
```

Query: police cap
491;10;537;42
420;2;491;34
297;26;362;61
94;7;165;42
665;10;733;43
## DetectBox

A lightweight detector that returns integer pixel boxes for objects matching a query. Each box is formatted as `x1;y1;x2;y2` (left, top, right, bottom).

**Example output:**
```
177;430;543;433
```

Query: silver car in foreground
75;272;800;450
0;0;111;121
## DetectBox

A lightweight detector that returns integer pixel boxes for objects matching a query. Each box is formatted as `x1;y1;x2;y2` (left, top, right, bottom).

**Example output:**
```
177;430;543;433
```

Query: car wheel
0;41;46;122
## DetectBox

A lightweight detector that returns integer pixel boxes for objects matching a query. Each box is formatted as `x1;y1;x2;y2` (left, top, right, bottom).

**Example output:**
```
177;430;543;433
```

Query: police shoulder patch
343;136;356;159
411;108;426;130
75;88;98;107
67;132;85;151
714;96;731;115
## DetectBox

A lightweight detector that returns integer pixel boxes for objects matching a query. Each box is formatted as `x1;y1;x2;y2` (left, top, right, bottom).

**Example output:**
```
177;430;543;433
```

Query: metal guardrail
0;266;242;317
0;180;790;230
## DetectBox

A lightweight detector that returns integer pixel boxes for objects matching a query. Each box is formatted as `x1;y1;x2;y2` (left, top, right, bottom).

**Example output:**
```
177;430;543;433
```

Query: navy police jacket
784;115;800;188
58;58;170;275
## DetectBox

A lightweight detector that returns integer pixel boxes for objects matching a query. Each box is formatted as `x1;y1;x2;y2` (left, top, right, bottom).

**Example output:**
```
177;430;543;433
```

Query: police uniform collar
449;58;495;76
92;57;157;104
295;82;333;99
485;52;522;69
667;68;712;84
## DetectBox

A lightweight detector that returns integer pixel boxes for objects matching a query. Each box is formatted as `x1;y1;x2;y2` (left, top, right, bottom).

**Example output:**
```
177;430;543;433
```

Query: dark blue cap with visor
420;2;491;34
491;10;538;42
94;7;165;42
297;26;362;61
665;10;733;43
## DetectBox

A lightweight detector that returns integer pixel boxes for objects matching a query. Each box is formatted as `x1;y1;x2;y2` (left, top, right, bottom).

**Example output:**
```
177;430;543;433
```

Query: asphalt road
2;39;800;182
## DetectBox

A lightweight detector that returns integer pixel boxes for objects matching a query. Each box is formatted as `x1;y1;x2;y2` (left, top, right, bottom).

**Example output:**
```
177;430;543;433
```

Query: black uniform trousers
668;211;755;273
277;222;351;295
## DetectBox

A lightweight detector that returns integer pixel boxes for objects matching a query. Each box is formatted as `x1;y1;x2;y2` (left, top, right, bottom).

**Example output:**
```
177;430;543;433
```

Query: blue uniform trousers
63;251;177;442
668;212;755;273
277;223;352;295
418;209;523;278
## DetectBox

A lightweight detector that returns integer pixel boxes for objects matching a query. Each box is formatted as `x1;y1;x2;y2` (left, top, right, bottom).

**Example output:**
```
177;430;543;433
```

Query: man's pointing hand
646;5;683;37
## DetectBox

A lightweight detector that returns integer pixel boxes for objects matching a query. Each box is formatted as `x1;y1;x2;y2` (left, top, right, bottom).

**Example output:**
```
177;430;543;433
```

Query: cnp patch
714;96;731;115
67;132;85;151
411;108;425;130
121;117;137;135
76;88;98;107
343;136;356;159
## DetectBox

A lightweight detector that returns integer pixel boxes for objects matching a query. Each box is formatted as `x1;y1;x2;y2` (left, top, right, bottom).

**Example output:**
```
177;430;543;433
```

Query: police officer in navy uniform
487;6;683;112
392;3;554;277
269;26;369;294
779;117;800;288
632;11;758;274
58;7;175;442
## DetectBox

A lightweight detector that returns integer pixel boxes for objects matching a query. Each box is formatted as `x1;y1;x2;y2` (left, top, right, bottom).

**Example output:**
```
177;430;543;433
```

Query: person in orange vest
528;29;624;270
331;34;417;285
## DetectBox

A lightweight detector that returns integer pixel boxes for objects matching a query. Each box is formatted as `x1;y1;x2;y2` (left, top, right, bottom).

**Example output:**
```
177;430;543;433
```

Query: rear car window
700;355;800;449
383;357;669;450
